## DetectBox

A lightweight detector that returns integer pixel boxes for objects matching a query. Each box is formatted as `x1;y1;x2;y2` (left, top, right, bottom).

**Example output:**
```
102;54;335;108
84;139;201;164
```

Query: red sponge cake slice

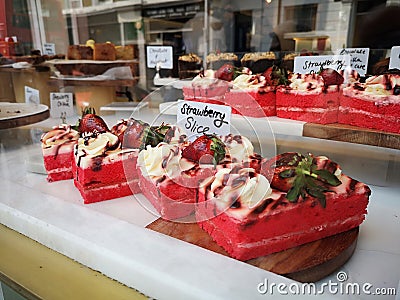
41;124;79;182
196;153;370;261
73;131;139;204
276;72;343;124
137;142;197;220
339;74;400;133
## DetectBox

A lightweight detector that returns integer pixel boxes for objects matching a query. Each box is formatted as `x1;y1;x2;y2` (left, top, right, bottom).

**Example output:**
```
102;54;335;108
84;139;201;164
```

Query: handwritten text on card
177;100;231;139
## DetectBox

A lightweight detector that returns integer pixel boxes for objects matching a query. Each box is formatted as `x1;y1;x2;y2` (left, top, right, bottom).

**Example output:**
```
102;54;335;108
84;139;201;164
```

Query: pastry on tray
196;152;370;260
41;124;79;182
339;73;400;133
276;69;344;124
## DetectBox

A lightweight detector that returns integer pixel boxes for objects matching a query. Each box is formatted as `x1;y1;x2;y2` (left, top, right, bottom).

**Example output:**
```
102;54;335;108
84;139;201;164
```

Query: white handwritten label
389;46;400;70
177;100;231;139
50;93;74;118
43;43;56;56
146;46;173;69
25;86;40;104
294;55;350;74
336;48;369;76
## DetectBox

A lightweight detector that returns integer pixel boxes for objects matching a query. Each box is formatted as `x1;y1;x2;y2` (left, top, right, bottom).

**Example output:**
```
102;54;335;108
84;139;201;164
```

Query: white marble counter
0;110;399;299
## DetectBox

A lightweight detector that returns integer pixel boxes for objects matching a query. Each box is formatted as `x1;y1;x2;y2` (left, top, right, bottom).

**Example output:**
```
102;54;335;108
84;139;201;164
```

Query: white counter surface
0;109;399;299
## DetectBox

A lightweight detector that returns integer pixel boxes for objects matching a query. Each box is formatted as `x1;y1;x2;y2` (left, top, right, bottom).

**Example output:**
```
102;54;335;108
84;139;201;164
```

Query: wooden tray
0;103;49;129
146;219;358;283
303;123;400;150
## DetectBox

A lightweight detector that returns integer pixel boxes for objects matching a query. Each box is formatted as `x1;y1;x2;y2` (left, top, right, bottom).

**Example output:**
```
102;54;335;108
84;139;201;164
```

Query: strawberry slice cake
73;131;140;204
196;152;370;261
276;69;344;124
339;73;400;133
41;124;79;182
182;70;229;106
137;133;258;220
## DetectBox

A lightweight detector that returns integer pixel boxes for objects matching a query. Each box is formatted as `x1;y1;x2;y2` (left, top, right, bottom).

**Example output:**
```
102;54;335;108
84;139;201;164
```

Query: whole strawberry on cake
196;152;370;260
276;68;344;124
339;73;400;133
41;124;79;182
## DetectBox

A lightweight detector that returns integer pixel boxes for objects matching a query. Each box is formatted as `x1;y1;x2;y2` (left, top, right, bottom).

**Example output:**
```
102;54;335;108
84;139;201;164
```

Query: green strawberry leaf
313;169;341;186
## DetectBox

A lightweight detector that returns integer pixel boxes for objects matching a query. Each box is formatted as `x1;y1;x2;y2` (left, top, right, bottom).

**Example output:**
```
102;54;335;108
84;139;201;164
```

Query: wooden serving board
146;218;359;283
303;123;400;150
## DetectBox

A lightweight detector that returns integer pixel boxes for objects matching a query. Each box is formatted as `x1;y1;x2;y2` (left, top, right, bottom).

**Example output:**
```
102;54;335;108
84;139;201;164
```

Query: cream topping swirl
210;167;272;210
289;73;323;91
41;124;79;148
231;74;266;90
138;143;195;179
342;74;400;103
77;132;120;157
221;135;254;163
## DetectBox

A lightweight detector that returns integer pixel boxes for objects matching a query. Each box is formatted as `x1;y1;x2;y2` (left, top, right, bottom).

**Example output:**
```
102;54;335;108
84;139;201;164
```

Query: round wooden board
0;103;49;129
146;219;359;283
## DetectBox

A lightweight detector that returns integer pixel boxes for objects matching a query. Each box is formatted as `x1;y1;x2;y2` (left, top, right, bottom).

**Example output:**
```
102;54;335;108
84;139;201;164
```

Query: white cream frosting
210;167;272;210
221;135;254;163
137;143;195;180
231;74;265;90
41;124;79;148
77;132;119;157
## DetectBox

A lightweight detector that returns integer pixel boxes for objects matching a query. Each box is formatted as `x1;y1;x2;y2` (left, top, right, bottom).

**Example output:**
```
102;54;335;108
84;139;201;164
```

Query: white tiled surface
0;110;399;299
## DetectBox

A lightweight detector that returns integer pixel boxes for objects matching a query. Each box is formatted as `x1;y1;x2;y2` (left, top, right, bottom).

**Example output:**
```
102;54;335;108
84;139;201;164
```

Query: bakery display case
0;0;399;299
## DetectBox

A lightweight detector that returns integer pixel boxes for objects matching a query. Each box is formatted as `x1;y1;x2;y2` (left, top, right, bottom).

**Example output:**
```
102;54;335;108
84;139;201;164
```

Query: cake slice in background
41;124;79;182
206;52;238;70
67;45;93;60
240;52;277;74
93;43;116;61
276;69;344;124
178;53;203;79
182;69;229;105
339;73;400;133
196;152;370;261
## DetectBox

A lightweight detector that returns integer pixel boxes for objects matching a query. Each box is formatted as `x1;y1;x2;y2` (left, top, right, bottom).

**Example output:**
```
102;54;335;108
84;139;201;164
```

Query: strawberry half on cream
41;124;79;182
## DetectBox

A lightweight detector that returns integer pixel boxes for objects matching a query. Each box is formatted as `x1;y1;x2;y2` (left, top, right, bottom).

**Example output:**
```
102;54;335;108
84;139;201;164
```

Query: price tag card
336;48;370;76
294;55;350;74
146;46;173;69
43;43;56;56
389;46;400;70
50;93;74;118
177;100;231;140
25;86;40;104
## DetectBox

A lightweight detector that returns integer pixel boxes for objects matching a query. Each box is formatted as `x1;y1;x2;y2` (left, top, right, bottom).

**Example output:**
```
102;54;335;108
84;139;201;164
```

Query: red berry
78;114;109;134
261;152;304;192
215;64;235;81
182;134;226;164
320;68;344;86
